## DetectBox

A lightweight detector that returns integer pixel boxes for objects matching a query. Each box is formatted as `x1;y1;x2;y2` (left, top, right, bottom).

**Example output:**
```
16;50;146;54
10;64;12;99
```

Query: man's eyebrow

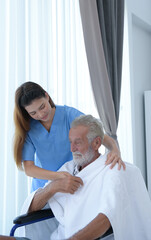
69;138;82;142
74;138;82;143
75;138;82;141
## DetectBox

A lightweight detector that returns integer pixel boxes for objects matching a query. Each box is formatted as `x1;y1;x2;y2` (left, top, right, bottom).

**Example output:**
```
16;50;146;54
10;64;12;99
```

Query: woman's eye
40;104;45;110
30;112;36;116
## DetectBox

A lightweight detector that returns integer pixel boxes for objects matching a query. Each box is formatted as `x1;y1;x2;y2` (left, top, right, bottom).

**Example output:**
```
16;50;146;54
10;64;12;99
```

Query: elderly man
22;115;151;240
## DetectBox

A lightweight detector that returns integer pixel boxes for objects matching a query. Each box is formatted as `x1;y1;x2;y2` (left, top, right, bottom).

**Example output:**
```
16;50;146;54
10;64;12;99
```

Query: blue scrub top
22;105;83;191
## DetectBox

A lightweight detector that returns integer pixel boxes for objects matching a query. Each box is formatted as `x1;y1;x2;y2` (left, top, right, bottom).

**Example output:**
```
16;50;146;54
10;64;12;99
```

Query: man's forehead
69;125;88;138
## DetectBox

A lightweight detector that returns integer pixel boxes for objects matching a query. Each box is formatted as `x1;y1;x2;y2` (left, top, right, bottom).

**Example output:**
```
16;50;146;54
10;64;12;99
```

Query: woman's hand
52;174;83;194
105;151;126;170
103;135;126;170
29;174;83;212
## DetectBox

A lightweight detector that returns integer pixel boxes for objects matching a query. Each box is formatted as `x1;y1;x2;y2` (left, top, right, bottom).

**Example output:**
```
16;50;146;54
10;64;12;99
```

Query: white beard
72;147;95;168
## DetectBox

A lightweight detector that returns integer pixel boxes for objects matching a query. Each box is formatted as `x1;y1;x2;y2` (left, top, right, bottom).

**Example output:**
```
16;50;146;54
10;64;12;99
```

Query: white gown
19;153;151;240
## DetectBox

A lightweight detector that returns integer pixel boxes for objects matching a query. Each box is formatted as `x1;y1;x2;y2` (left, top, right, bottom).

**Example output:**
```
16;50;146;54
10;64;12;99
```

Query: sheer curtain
0;0;98;235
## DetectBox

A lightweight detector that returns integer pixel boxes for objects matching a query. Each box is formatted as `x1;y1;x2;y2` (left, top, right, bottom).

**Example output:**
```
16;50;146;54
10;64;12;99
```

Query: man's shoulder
103;161;141;186
58;160;75;174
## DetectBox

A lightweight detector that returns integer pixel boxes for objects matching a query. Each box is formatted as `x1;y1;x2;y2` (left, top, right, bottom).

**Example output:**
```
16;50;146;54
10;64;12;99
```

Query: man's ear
92;136;101;150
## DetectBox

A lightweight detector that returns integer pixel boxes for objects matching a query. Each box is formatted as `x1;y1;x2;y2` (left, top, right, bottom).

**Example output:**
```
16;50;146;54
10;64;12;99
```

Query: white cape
21;153;151;240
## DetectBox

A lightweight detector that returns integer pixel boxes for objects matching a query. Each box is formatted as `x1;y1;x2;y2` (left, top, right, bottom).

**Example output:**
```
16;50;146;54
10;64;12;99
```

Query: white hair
71;115;104;143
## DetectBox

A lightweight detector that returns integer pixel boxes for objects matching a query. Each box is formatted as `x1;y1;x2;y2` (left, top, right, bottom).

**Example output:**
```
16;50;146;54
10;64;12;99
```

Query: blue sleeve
22;133;35;161
64;105;84;127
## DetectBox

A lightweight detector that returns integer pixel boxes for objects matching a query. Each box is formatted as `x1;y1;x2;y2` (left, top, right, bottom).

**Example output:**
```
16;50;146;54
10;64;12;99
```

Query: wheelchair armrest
13;208;54;224
10;209;54;236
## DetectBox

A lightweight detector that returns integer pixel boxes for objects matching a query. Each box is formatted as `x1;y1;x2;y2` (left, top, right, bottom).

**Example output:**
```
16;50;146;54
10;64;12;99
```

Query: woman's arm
103;134;126;170
23;161;72;180
29;175;83;212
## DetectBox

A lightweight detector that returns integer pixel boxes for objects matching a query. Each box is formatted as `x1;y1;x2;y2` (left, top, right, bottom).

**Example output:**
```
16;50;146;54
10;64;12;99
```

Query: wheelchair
10;208;113;239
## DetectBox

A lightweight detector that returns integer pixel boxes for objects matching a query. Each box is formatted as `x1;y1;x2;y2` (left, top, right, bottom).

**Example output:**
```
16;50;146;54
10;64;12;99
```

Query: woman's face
24;93;52;123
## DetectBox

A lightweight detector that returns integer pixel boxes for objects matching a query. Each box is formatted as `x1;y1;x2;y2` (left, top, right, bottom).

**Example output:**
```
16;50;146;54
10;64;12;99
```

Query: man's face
69;125;95;167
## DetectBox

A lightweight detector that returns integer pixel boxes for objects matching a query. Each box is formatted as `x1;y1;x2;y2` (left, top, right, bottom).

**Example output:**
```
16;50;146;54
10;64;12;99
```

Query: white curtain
0;0;132;236
0;0;98;235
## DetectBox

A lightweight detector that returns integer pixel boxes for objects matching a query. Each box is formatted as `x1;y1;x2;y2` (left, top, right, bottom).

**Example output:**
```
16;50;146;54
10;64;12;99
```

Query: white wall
126;0;151;182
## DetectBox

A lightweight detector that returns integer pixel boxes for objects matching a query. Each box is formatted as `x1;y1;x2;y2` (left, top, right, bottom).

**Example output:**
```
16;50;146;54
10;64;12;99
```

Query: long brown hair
13;81;55;170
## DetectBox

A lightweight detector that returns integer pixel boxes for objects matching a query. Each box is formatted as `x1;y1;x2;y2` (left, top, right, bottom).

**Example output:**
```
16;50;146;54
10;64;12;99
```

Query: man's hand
105;151;126;170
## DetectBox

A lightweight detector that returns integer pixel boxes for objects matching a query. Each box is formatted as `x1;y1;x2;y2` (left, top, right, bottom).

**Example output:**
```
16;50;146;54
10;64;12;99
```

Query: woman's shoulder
55;105;83;115
64;105;84;124
55;105;84;125
56;104;75;110
64;105;84;115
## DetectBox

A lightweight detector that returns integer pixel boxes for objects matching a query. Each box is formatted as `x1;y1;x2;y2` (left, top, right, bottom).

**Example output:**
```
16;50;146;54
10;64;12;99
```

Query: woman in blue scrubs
13;82;125;192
